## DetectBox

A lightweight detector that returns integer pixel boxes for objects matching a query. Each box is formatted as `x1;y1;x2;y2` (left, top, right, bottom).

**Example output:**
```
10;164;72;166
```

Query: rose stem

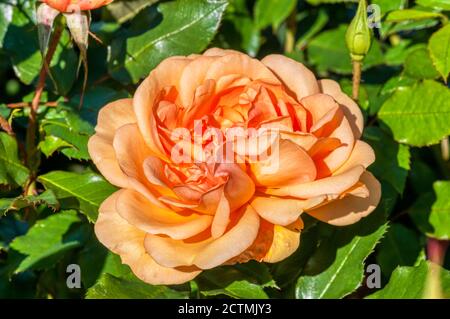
352;60;361;100
24;22;63;195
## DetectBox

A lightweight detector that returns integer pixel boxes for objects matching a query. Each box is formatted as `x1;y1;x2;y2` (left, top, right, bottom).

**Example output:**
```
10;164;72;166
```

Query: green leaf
0;2;13;48
9;211;81;273
371;0;406;13
380;75;417;96
38;135;74;158
417;0;450;11
0;132;30;187
378;80;450;146
108;0;228;84
105;0;159;24
367;260;450;298
429;181;450;240
308;25;384;75
254;0;296;29
306;0;357;4
38;171;116;222
385;9;444;23
363;127;410;194
295;207;388;299
86;273;188;299
202;280;268;299
3;1;78;92
41;107;95;160
0;190;59;215
376;224;422;278
428;24;450;82
296;9;329;50
404;47;440;79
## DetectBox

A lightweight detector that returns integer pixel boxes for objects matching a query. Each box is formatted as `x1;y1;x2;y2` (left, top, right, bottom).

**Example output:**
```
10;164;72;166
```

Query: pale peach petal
144;205;260;269
261;54;319;101
216;163;255;210
263;221;303;263
211;190;230;238
306;171;381;226
88;135;129;188
95;98;136;142
95;191;200;285
116;189;212;240
205;54;280;84
203;48;244;57
249;139;316;187
279;131;318;151
251;195;325;225
324;116;355;172
113;123;165;207
179;56;218;107
334;140;376;174
88;99;136;188
265;165;365;198
134;57;192;160
318;79;363;139
300;93;339;127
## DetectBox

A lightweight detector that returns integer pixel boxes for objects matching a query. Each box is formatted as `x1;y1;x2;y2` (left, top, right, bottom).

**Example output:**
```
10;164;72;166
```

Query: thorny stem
24;23;63;190
352;60;362;101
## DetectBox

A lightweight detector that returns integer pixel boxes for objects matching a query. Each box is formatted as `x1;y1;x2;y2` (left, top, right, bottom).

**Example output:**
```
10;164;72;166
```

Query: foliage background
0;0;450;299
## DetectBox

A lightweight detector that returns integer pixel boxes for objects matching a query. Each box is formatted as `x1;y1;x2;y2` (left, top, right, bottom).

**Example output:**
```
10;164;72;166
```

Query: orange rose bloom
88;48;381;285
41;0;113;12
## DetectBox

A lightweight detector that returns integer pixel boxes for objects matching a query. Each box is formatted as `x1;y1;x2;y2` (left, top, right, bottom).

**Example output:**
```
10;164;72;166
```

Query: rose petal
262;54;319;101
95;191;200;285
144;205;260;269
306;171;381;226
251;195;325;225
265;165;365;198
318;79;363;139
249;139;317;187
116;189;212;240
263;221;303;263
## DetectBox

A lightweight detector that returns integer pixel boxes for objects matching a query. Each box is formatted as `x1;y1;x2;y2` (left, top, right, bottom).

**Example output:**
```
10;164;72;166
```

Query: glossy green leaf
429;181;450;240
108;0;227;84
295;207;388;299
308;25;384;74
385;9;444;23
9;211;81;273
202;280;268;299
86;273;188;299
3;1;77;92
363;127;410;194
372;0;406;13
0;2;13;48
417;0;450;10
378;80;450;146
404;47;440;79
105;0;159;24
428;24;450;82
306;0;356;4
38;171;116;222
254;0;296;29
0;190;59;215
376;224;422;277
367;261;450;298
0;132;30;187
38;135;74;158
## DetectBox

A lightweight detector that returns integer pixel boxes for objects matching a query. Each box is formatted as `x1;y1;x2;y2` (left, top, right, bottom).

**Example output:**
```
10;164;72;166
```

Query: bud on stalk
346;0;371;100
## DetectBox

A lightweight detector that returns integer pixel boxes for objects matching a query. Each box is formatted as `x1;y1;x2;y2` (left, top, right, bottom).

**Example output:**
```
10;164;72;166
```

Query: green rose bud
346;0;371;62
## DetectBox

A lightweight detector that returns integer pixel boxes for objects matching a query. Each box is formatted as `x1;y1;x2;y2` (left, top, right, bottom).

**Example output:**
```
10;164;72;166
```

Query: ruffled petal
262;54;320;101
94;191;200;285
306;171;381;226
144;205;260;269
116;189;213;240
